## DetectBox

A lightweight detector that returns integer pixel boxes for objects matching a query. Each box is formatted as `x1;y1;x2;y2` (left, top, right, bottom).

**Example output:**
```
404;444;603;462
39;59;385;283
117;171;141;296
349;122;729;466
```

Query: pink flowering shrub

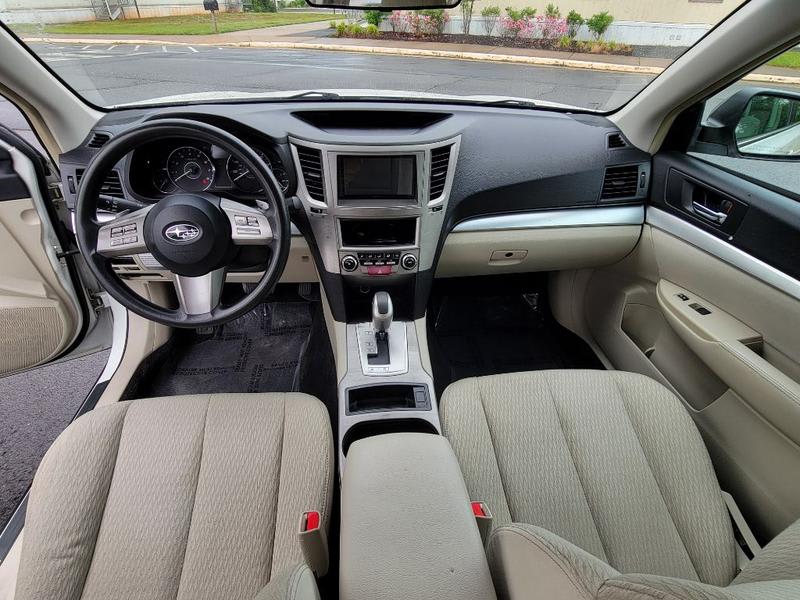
388;10;407;33
390;10;449;36
500;15;534;38
501;14;567;39
536;16;568;39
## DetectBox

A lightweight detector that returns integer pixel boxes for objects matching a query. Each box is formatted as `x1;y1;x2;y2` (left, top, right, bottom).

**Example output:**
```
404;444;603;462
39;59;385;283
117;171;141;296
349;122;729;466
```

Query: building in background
0;0;245;24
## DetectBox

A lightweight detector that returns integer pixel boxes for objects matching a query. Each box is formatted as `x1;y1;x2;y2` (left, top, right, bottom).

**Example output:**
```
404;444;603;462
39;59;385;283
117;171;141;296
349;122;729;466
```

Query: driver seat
14;393;332;600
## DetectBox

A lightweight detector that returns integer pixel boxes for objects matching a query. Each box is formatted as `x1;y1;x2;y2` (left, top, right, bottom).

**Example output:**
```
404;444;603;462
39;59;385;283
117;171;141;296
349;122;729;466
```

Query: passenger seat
441;370;800;599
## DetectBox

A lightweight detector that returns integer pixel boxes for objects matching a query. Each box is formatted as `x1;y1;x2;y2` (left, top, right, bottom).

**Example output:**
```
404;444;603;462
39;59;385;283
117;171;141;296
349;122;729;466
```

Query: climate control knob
341;255;358;272
401;254;418;271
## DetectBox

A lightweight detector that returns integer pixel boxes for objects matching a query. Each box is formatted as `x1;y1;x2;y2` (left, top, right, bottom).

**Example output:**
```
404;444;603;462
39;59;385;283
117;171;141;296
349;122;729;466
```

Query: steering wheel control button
401;254;418;270
236;227;261;235
341;255;358;272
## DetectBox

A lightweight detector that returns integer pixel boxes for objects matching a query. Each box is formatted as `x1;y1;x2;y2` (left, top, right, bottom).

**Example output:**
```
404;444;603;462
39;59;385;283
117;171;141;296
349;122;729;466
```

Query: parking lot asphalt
26;41;656;110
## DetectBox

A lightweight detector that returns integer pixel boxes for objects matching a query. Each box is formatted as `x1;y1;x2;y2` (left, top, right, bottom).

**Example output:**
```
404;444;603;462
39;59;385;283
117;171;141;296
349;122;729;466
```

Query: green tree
586;11;613;40
364;10;384;27
566;10;583;38
481;5;501;36
504;6;536;21
460;0;475;35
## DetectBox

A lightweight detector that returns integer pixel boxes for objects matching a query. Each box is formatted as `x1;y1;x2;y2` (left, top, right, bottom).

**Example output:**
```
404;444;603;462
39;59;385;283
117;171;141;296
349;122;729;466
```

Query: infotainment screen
337;155;416;202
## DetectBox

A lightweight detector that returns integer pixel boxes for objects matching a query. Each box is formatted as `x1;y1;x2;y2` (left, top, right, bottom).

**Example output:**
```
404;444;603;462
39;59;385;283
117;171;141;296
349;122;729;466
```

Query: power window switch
677;293;689;301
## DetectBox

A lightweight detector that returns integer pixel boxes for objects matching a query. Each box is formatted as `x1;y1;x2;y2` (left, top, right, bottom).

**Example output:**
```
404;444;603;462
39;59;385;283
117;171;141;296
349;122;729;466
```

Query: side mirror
693;87;800;160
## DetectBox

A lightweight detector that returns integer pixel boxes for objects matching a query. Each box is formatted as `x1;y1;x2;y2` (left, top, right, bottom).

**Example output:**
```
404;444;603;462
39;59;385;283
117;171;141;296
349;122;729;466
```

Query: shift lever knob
372;291;393;337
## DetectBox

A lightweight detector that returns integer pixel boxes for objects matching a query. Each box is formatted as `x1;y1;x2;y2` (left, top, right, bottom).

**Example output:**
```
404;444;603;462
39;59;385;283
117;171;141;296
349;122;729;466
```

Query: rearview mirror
694;87;800;160
306;0;459;9
735;94;800;158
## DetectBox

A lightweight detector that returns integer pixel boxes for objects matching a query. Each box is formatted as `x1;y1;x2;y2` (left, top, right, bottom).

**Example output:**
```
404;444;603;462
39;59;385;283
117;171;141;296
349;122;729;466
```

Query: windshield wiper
474;98;540;109
284;91;342;100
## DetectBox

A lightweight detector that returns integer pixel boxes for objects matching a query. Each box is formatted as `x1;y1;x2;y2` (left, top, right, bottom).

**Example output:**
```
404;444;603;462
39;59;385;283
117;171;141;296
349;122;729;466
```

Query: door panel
582;152;800;541
0;136;82;375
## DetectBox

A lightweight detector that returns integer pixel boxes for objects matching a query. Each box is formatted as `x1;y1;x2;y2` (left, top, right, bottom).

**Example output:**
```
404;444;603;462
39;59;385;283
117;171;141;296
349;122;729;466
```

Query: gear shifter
368;292;393;364
372;291;393;341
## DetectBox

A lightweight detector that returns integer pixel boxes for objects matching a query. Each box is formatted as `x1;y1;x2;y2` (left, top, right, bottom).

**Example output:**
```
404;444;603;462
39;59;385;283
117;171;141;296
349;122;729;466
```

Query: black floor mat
134;297;317;398
428;275;604;395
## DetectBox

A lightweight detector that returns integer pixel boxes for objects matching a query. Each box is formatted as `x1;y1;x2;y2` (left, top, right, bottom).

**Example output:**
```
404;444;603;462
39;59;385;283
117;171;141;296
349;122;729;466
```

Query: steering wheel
75;119;291;328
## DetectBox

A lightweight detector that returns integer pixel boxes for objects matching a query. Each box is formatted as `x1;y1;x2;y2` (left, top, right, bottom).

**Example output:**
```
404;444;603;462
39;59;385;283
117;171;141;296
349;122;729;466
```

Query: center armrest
340;432;497;600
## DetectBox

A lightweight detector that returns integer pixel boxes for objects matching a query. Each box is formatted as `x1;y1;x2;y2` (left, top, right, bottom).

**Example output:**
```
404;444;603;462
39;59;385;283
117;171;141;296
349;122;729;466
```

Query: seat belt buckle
298;510;329;577
471;501;493;546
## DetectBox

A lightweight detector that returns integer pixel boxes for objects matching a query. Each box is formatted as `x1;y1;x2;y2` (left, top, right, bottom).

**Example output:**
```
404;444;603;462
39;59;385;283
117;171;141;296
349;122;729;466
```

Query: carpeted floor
133;301;315;398
428;275;604;396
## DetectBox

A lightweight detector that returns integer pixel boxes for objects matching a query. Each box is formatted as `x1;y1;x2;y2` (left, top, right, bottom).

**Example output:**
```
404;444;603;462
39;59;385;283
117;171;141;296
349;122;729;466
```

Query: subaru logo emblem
164;223;202;243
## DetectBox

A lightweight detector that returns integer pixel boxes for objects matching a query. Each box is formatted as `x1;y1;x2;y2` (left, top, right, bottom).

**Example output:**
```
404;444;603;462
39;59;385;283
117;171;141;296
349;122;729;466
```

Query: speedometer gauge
226;149;274;193
167;146;215;192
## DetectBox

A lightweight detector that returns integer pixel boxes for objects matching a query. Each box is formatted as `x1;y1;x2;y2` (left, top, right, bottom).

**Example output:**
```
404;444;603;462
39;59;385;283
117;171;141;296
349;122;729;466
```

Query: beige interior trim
657;279;800;444
0;196;80;374
0;531;22;600
612;0;800;153
436;226;641;278
320;284;347;383
96;281;171;407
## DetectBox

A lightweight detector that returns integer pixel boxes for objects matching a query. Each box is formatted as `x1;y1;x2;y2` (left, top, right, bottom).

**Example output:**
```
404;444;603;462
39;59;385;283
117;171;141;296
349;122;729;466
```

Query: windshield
4;1;750;111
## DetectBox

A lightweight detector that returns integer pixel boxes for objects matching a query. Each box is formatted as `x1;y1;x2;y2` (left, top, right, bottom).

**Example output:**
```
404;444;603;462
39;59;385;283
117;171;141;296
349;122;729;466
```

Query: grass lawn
768;51;800;70
17;12;342;36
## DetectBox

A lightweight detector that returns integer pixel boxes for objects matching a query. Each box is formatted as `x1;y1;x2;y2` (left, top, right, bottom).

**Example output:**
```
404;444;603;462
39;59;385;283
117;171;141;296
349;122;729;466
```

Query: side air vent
296;146;325;202
429;144;452;200
607;133;627;149
87;132;111;148
600;165;640;200
76;168;124;198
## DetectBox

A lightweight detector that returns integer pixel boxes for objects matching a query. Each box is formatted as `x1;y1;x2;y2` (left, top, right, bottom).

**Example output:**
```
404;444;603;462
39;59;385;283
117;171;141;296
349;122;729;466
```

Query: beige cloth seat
441;370;800;600
15;393;333;600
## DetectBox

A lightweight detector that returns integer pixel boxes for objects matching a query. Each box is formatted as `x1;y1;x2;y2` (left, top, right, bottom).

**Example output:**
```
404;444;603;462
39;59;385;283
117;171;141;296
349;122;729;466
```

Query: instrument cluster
127;137;291;201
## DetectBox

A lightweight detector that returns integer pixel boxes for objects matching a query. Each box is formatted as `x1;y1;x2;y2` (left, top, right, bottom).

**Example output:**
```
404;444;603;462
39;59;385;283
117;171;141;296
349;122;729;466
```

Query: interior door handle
691;201;728;225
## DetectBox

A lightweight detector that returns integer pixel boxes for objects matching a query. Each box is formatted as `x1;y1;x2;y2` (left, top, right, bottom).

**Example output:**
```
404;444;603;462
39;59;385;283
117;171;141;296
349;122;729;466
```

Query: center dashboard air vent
600;164;642;201
295;146;325;202
87;132;111;148
429;144;452;201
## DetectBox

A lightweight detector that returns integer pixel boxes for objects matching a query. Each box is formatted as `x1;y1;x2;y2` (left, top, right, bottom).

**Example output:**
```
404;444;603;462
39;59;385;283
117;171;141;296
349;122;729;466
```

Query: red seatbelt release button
298;510;328;576
471;501;493;545
303;510;320;532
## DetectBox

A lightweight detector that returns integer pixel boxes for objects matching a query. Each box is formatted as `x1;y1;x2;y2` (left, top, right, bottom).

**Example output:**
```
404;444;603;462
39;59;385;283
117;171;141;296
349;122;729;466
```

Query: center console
290;136;461;466
340;433;497;600
289;137;460;281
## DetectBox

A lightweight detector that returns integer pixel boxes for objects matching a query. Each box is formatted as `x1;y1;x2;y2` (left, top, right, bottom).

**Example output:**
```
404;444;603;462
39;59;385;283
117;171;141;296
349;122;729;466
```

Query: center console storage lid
340;433;497;600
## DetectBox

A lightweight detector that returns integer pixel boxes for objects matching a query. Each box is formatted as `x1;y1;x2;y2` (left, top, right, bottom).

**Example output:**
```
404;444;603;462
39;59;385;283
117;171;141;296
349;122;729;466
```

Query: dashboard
126;137;291;201
59;102;651;321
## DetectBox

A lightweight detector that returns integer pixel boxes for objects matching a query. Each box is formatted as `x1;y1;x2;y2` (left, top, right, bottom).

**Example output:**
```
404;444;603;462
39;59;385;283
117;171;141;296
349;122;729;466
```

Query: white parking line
108;45;117;50
134;45;140;51
188;46;198;53
81;45;90;50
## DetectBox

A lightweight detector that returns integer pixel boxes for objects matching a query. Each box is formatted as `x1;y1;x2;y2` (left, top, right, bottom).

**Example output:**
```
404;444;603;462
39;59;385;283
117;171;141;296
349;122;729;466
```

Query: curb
23;36;800;85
